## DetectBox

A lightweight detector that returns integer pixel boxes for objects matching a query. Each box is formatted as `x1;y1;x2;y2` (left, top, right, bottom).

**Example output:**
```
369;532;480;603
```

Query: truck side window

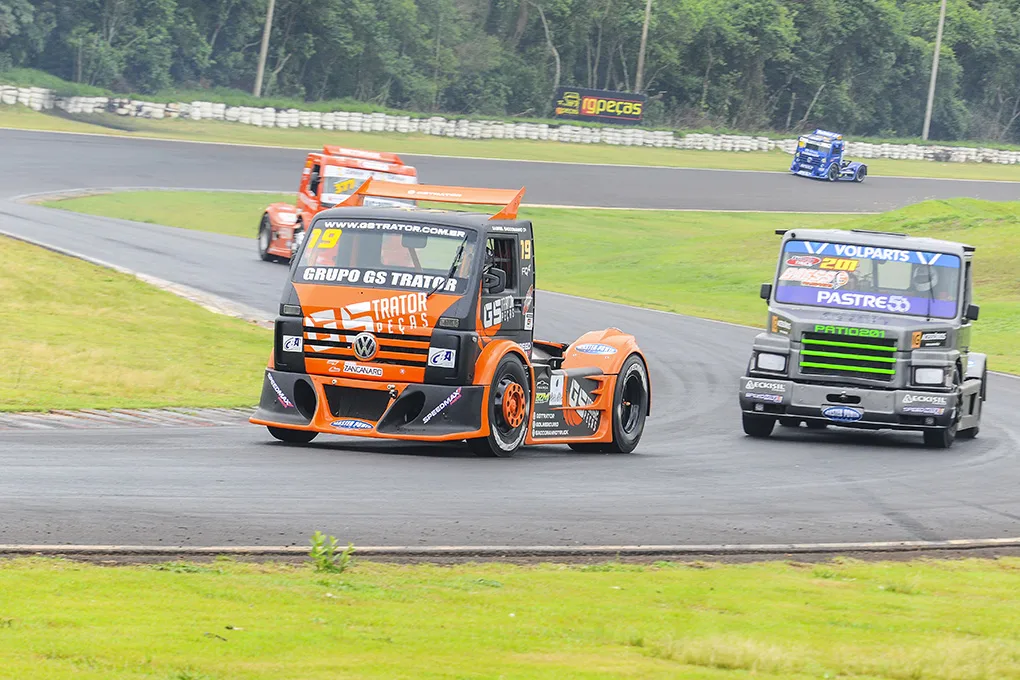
308;164;321;196
964;261;972;309
486;237;517;292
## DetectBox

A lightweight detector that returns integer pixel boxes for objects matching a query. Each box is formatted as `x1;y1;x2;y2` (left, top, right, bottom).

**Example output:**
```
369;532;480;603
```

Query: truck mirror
401;233;428;250
965;304;980;321
483;267;507;295
760;283;773;301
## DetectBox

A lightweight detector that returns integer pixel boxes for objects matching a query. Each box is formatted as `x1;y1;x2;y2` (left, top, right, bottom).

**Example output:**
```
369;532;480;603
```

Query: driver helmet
912;266;939;292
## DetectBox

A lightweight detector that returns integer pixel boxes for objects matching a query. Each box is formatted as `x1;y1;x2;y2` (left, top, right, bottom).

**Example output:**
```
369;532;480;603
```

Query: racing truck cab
258;146;419;262
252;179;651;457
790;129;867;182
739;228;985;449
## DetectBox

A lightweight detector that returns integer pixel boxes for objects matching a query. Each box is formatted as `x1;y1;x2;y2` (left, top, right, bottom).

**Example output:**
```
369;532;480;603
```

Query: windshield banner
776;287;956;317
784;241;961;268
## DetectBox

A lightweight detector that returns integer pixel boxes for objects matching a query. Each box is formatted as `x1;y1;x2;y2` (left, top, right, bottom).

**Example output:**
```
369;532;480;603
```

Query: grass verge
3;104;1020;181
0;556;1018;679
42;191;1020;374
0;236;269;411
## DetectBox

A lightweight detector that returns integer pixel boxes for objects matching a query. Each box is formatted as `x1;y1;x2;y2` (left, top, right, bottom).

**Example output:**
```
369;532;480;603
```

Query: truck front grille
799;332;897;382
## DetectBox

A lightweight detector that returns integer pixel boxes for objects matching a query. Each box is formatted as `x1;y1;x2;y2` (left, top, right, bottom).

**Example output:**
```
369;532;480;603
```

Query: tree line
1;0;1018;142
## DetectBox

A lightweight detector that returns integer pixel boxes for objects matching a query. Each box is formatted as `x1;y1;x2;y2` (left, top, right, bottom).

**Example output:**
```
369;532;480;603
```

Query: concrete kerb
2;537;1020;559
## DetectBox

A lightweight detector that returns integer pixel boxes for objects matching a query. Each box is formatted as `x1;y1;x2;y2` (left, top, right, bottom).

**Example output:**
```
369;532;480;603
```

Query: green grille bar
800;361;896;375
802;338;896;352
801;349;896;363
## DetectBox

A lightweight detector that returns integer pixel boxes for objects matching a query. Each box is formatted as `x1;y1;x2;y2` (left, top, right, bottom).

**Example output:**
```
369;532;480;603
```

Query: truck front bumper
738;377;957;430
251;368;486;441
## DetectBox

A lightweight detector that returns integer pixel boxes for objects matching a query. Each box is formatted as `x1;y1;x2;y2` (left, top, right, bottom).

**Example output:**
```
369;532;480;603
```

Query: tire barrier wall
2;84;1018;165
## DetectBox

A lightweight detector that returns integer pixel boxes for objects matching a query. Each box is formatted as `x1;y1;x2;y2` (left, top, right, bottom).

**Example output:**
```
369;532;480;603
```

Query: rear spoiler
323;146;404;165
338;179;526;220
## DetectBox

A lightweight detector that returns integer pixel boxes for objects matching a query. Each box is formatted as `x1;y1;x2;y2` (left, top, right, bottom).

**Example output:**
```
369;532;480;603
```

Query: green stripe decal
800;350;896;363
800;361;896;375
802;338;896;352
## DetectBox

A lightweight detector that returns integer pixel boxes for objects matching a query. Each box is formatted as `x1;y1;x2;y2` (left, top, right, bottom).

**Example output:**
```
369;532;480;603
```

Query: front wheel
258;215;274;261
268;426;318;444
923;424;956;449
742;413;775;438
468;354;530;457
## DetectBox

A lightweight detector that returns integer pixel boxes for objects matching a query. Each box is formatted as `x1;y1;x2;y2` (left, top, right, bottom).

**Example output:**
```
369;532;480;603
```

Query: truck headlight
756;353;787;372
913;367;944;385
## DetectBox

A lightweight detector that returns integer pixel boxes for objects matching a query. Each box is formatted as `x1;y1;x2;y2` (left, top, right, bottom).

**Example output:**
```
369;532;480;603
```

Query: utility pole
253;0;277;98
634;0;652;93
921;0;947;140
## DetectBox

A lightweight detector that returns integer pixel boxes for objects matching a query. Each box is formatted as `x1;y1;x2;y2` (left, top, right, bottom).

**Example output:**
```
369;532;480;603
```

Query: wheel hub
496;380;526;430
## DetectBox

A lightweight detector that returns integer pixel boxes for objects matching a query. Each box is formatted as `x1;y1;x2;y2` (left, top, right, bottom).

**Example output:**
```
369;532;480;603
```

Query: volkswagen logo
352;332;378;361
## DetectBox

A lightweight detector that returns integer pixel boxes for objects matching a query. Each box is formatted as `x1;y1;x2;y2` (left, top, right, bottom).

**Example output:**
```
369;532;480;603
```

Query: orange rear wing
322;146;404;165
338;179;526;220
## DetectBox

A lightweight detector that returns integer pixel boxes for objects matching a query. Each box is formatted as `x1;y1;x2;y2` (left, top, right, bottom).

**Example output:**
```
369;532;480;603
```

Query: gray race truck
739;228;986;449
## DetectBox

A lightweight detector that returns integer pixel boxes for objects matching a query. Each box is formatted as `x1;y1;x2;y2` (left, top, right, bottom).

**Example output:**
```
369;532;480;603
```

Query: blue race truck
790;129;867;182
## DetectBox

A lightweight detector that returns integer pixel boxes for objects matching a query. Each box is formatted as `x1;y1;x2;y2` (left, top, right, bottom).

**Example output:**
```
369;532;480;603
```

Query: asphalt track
1;128;1019;548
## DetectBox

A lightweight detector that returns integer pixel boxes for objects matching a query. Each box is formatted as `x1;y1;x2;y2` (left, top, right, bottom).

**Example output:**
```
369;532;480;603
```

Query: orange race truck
250;180;652;457
257;146;419;262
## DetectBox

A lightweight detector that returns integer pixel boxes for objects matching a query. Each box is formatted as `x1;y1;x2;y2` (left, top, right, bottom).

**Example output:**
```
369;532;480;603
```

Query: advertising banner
553;87;646;125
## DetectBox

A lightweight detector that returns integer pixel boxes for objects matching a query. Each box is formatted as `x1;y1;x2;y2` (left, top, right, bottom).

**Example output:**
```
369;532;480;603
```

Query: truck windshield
801;141;828;153
775;240;961;319
320;169;415;208
293;218;477;295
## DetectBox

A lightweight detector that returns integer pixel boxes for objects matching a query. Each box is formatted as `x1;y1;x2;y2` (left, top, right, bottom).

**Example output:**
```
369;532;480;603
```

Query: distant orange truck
257;146;419;262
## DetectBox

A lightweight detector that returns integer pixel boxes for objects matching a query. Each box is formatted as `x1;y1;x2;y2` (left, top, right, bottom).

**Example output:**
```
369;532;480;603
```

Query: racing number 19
520;239;532;260
304;228;342;250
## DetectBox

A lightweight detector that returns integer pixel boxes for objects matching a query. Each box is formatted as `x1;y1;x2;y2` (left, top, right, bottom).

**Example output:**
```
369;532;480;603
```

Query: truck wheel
258;215;274;261
805;420;828;430
742;413;775;438
957;426;979;440
854;166;867;182
267;426;318;444
468;354;530;457
923;424;956;449
779;417;801;428
605;354;650;453
827;163;839;181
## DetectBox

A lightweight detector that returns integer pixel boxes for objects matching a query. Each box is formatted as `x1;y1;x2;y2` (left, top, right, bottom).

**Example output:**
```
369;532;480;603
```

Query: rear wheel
258;215;274;261
827;163;839;181
268;426;318;444
468;355;530;457
742;413;775;438
854;165;867;182
605;354;650;453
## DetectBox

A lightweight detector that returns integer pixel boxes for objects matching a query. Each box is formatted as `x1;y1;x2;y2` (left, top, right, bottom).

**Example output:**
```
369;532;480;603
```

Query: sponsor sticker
266;373;294;408
786;255;821;267
902;393;948;406
422;388;462;424
524;313;534;331
912;330;948;349
779;268;850;289
903;406;945;416
745;392;783;404
566;380;600;431
744;380;787;393
549;373;565;407
331;419;373;430
575;343;617;356
822;405;864;423
813;324;886;338
343;361;384;377
771;315;792;336
318;220;467;239
428;348;457;369
282;335;303;353
300;267;459;294
482;295;516;329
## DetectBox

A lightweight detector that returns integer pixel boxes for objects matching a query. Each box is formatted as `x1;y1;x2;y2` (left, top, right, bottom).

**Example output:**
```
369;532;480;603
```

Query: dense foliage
1;0;1018;141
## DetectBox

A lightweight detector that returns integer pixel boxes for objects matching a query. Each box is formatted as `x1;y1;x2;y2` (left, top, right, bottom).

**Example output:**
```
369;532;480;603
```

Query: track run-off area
1;128;1019;550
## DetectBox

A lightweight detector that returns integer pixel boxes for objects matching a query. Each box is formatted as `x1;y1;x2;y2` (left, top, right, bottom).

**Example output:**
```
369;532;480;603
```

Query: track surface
1;128;1019;547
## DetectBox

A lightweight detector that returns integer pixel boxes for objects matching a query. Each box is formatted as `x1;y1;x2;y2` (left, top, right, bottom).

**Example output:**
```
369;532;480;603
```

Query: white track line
3;125;1018;183
2;537;1019;557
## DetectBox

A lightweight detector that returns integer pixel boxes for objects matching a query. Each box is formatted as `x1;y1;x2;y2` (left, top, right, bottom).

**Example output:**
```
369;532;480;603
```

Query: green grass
41;191;1020;374
0;236;269;411
0;556;1018;679
3;104;1019;181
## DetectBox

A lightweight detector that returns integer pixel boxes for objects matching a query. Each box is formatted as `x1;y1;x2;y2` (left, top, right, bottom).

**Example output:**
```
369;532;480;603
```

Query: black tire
827;163;839;181
957;426;979;440
268;426;318;444
805;420;828;430
779;417;801;428
258;215;274;261
603;354;650;453
742;413;775;438
923;424;956;449
854;165;867;182
468;354;530;457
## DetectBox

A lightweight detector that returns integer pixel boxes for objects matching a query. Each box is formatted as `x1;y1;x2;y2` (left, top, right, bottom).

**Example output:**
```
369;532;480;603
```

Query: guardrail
3;84;1019;165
